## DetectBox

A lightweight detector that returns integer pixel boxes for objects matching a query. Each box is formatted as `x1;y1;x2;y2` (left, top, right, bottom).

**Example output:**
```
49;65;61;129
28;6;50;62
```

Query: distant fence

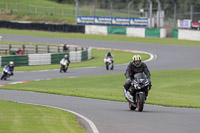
0;21;85;33
0;44;87;55
0;48;92;67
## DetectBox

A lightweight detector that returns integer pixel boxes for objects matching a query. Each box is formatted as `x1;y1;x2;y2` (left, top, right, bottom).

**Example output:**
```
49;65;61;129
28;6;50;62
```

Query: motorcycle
125;73;150;112
60;59;69;73
1;66;11;80
104;57;114;70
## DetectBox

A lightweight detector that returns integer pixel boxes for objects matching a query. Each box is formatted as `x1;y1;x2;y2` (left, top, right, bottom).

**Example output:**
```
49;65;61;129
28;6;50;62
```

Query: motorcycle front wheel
1;73;6;80
137;93;145;112
106;63;109;70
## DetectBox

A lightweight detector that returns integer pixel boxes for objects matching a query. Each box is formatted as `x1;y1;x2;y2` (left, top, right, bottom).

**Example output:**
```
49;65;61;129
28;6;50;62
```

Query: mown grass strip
0;28;200;46
1;69;200;108
0;100;87;133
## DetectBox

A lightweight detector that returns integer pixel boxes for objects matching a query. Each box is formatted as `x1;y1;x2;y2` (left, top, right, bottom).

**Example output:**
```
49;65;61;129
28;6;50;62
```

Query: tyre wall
0;21;85;33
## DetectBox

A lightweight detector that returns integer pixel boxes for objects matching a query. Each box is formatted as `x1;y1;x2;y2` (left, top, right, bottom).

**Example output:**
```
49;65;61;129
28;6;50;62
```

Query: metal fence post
110;0;112;17
147;0;152;28
93;0;96;16
155;0;161;28
35;45;38;53
128;1;133;18
190;4;193;21
6;3;8;13
76;0;79;19
171;0;177;28
9;44;11;51
47;45;50;53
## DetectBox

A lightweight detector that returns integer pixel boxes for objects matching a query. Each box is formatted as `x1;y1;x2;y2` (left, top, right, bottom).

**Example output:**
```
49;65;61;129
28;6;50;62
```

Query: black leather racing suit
123;62;151;91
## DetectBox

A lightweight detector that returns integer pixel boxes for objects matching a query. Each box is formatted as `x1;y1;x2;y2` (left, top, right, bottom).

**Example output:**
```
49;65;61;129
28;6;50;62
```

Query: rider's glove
126;78;131;83
147;78;152;90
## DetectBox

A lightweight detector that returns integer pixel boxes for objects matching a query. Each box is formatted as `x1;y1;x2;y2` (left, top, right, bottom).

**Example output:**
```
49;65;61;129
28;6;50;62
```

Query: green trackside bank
0;100;87;133
1;69;200;108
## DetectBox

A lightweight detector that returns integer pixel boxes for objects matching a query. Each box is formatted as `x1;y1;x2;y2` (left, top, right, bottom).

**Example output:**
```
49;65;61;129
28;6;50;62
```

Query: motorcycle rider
60;55;70;73
6;61;15;76
105;51;114;63
123;55;151;101
105;51;114;69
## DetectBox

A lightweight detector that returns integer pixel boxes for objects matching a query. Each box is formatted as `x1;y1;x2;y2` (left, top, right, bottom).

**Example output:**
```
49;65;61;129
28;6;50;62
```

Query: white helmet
64;55;68;59
9;61;14;66
132;55;142;67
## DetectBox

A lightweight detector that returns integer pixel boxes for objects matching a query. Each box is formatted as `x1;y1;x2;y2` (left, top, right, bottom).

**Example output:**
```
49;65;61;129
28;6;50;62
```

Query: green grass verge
0;0;76;24
0;100;87;133
1;69;200;108
0;47;150;71
0;0;74;7
0;28;199;46
0;0;134;24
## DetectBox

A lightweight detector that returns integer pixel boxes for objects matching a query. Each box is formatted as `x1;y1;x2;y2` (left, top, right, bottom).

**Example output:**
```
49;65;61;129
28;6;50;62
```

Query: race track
0;34;200;133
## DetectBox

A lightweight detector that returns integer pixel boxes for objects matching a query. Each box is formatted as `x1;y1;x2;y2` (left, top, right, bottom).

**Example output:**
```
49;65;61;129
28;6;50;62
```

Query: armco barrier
107;26;126;35
1;55;28;67
0;21;85;33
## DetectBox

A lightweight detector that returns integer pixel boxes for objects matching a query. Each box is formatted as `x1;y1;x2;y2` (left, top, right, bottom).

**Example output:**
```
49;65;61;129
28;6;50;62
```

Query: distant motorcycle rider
60;55;70;73
123;55;151;100
5;61;15;76
105;51;114;63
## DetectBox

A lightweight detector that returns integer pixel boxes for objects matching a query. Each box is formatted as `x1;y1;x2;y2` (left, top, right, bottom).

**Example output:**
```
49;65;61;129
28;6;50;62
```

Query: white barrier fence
126;27;145;37
70;51;82;63
29;54;51;66
178;29;200;41
85;25;167;38
85;25;107;35
0;48;92;67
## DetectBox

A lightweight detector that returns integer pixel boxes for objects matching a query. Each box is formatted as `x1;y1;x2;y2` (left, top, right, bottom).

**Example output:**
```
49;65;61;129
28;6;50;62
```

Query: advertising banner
129;18;148;27
77;16;148;27
177;19;191;28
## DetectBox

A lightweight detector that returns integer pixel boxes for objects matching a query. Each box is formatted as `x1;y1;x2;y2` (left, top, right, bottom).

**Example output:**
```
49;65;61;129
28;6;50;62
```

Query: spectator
63;44;69;52
17;48;23;55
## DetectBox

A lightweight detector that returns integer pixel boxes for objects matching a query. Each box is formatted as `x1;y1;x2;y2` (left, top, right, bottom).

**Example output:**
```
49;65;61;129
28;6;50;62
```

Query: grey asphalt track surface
0;34;200;133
